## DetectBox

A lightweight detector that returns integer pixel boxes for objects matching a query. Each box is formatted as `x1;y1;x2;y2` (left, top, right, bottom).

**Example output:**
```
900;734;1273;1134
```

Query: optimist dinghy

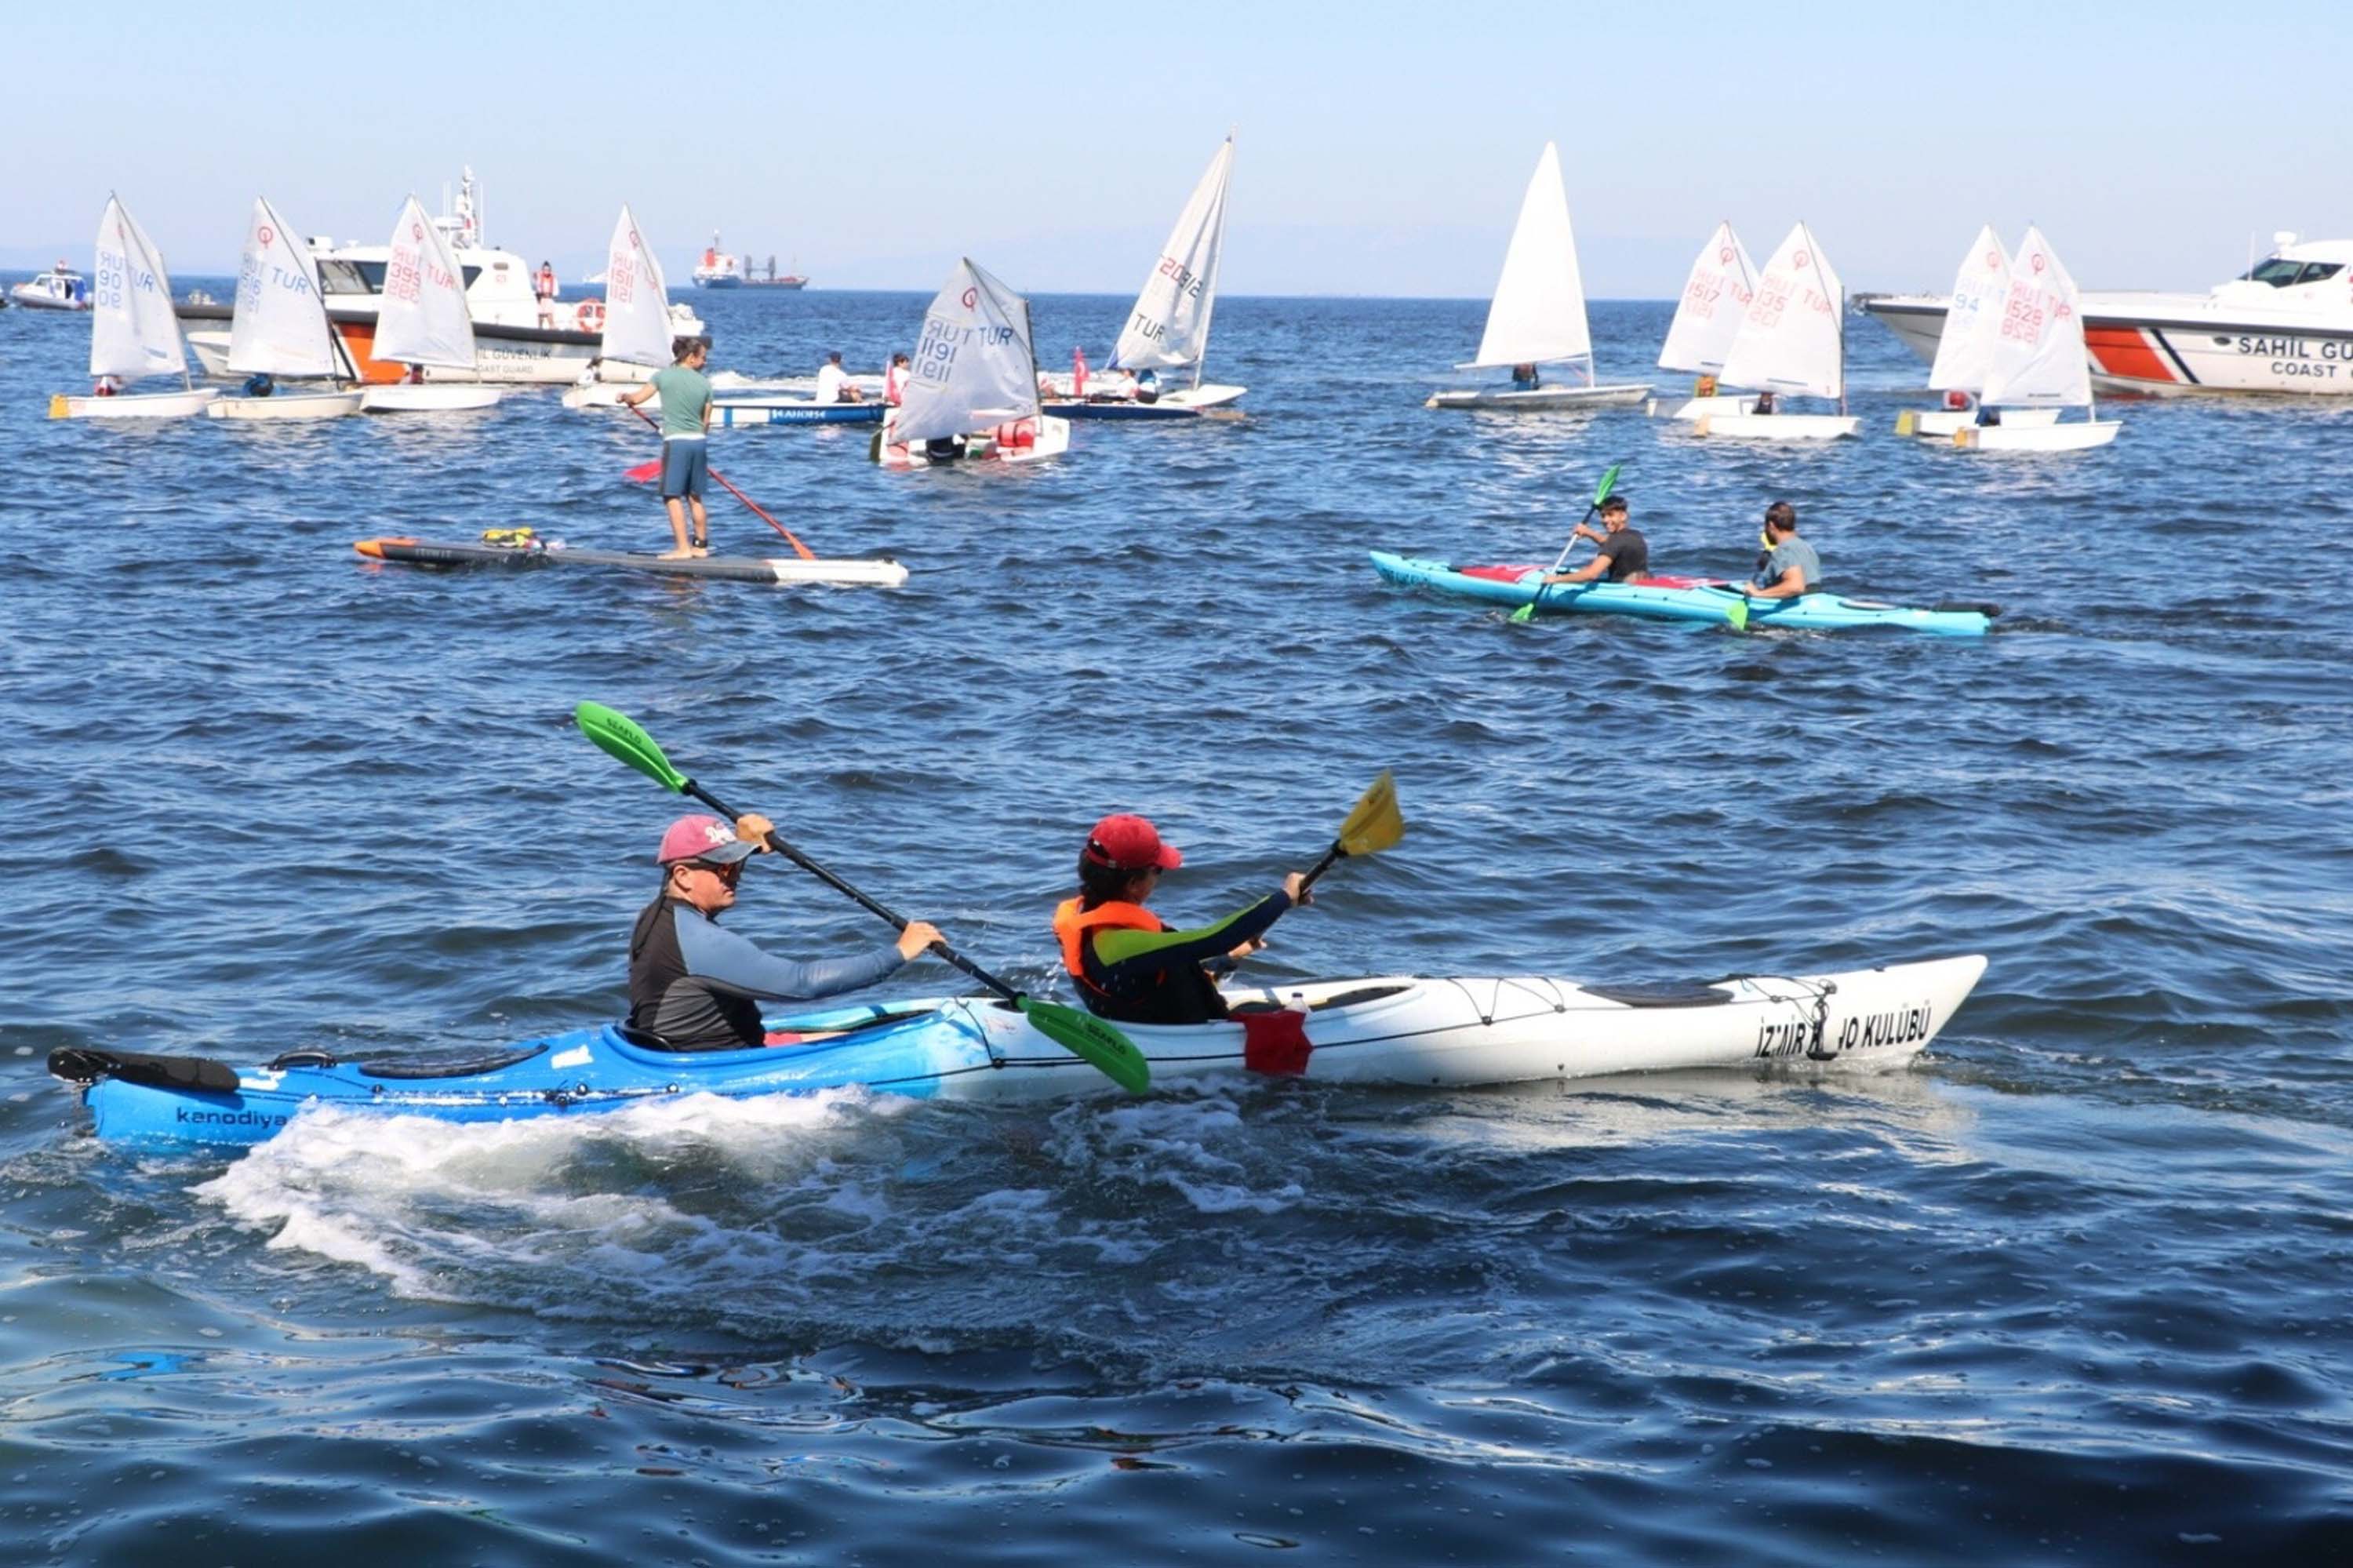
1693;223;1859;441
50;955;1986;1148
205;198;365;420
1952;227;2121;452
874;258;1071;466
359;195;502;413
1649;221;1759;421
1427;142;1649;411
1369;552;1993;636
561;206;681;409
47;196;219;420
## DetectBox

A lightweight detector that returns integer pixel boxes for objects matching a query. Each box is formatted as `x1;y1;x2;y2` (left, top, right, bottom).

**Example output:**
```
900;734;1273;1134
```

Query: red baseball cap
1083;813;1182;871
656;813;758;866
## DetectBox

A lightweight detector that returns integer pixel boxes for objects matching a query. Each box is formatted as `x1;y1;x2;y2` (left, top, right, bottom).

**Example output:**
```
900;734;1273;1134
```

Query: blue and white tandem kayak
50;956;1985;1148
1369;551;1995;636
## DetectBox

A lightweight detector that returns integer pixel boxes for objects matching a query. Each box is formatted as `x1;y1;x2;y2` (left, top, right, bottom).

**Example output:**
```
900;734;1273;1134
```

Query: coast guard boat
1864;232;2353;395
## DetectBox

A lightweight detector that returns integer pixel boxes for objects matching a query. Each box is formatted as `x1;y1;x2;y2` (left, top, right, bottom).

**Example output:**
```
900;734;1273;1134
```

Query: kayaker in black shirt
1540;495;1649;587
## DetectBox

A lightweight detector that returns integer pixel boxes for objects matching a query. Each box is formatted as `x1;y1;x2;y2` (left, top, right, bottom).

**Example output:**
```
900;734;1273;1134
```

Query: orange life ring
574;299;606;333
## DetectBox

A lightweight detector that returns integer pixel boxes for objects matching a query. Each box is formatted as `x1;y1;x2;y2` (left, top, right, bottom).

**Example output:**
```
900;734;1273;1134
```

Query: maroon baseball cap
656;814;758;866
1083;813;1182;871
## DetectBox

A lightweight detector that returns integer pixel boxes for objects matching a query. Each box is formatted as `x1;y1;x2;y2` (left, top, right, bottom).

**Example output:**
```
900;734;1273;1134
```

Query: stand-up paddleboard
355;534;907;587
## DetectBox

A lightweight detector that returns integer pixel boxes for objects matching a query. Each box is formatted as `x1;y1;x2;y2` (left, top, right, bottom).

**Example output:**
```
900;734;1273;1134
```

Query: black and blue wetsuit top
627;897;907;1051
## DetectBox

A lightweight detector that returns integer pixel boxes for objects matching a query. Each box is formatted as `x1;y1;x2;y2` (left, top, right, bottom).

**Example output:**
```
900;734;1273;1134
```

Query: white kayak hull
49;387;220;420
1693;412;1860;441
1427;382;1651;411
361;384;504;413
1955;419;2122;451
205;390;365;421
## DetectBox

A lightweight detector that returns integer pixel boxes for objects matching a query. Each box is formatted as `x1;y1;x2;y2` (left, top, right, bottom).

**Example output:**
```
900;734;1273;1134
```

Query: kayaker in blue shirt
1540;496;1649;587
1052;814;1311;1028
627;813;943;1051
1744;502;1822;601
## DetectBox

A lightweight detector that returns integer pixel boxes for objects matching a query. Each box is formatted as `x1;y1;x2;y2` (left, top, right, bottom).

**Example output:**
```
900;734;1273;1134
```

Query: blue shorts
660;438;708;500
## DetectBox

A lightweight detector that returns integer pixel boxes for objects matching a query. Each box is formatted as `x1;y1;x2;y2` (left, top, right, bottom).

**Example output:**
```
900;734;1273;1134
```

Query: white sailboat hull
1692;412;1860;441
875;413;1071;467
205;390;365;421
1897;407;2061;438
361;384;504;413
1954;419;2121;451
49;387;220;420
1649;392;1758;421
1427;382;1650;411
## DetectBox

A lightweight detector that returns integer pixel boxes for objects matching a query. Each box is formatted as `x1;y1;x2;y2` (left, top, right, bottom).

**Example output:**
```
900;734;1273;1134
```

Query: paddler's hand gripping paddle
1510;463;1622;625
575;701;1149;1093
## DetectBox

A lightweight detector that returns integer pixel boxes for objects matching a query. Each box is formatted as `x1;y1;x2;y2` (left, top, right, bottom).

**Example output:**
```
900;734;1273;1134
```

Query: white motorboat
1950;227;2120;452
1864;231;2353;396
358;195;503;414
1693;223;1860;441
1647;222;1759;420
1047;136;1247;420
204;197;365;421
692;232;744;288
12;261;90;311
48;197;220;420
182;169;704;385
1427;142;1648;411
875;257;1071;467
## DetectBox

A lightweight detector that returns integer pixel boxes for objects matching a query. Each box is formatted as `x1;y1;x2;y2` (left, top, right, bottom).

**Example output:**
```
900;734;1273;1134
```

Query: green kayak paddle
576;701;1150;1093
1509;463;1622;624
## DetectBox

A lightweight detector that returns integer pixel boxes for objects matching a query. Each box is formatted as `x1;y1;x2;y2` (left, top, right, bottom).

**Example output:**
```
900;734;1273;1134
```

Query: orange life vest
1053;897;1162;989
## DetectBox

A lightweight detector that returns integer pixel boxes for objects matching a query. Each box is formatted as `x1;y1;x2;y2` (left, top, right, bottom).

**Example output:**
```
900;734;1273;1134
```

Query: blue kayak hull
1368;551;1992;636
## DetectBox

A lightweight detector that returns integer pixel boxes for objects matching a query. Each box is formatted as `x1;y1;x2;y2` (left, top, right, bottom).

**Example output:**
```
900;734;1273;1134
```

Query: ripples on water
2;287;2350;1563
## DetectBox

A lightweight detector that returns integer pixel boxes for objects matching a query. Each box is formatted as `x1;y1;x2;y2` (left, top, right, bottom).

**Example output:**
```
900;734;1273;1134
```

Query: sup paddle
1508;463;1622;624
623;403;817;561
574;702;1150;1093
1298;771;1407;893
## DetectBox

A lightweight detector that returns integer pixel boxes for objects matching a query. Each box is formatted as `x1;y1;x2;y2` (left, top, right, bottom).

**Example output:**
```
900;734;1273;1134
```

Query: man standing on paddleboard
1540;495;1649;588
620;337;715;560
628;814;944;1051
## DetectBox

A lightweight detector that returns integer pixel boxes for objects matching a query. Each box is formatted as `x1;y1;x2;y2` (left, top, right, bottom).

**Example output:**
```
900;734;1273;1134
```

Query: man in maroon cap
1050;813;1311;1027
627;813;943;1051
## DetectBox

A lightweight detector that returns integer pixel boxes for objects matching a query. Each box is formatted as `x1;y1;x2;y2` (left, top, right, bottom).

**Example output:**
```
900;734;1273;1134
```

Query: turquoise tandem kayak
49;956;1988;1148
1369;551;1995;636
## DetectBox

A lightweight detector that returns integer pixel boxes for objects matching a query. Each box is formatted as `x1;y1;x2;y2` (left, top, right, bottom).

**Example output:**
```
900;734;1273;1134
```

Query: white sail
1715;222;1844;399
227;198;344;378
1926;225;2012;393
89;196;189;383
1657;221;1756;375
600;205;677;369
1463;142;1591;369
1113;136;1233;373
893;258;1039;445
375;194;477;371
1982;226;2092;409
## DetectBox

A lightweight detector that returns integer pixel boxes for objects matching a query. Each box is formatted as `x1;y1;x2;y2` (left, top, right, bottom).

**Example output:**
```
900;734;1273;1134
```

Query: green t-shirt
649;365;711;438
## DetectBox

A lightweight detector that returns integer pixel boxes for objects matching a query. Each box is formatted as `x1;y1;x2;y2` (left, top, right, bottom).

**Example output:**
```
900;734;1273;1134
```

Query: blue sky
8;4;2347;297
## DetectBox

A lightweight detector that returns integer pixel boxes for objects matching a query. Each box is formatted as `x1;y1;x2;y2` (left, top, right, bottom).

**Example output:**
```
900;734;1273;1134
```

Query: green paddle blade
575;701;689;793
1591;462;1622;508
1725;597;1750;633
1334;769;1406;858
1507;598;1537;624
1018;997;1151;1093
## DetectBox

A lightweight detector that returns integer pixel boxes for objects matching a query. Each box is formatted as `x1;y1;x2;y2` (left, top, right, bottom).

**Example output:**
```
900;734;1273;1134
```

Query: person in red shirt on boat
884;352;911;406
1071;346;1089;398
1053;814;1311;1028
534;260;558;329
1540;495;1649;587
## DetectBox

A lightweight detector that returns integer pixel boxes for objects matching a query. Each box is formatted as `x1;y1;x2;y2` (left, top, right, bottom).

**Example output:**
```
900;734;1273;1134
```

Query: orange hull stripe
2082;325;2179;384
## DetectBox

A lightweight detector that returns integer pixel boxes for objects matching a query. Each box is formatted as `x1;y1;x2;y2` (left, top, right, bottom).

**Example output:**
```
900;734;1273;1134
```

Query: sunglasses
683;858;743;882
